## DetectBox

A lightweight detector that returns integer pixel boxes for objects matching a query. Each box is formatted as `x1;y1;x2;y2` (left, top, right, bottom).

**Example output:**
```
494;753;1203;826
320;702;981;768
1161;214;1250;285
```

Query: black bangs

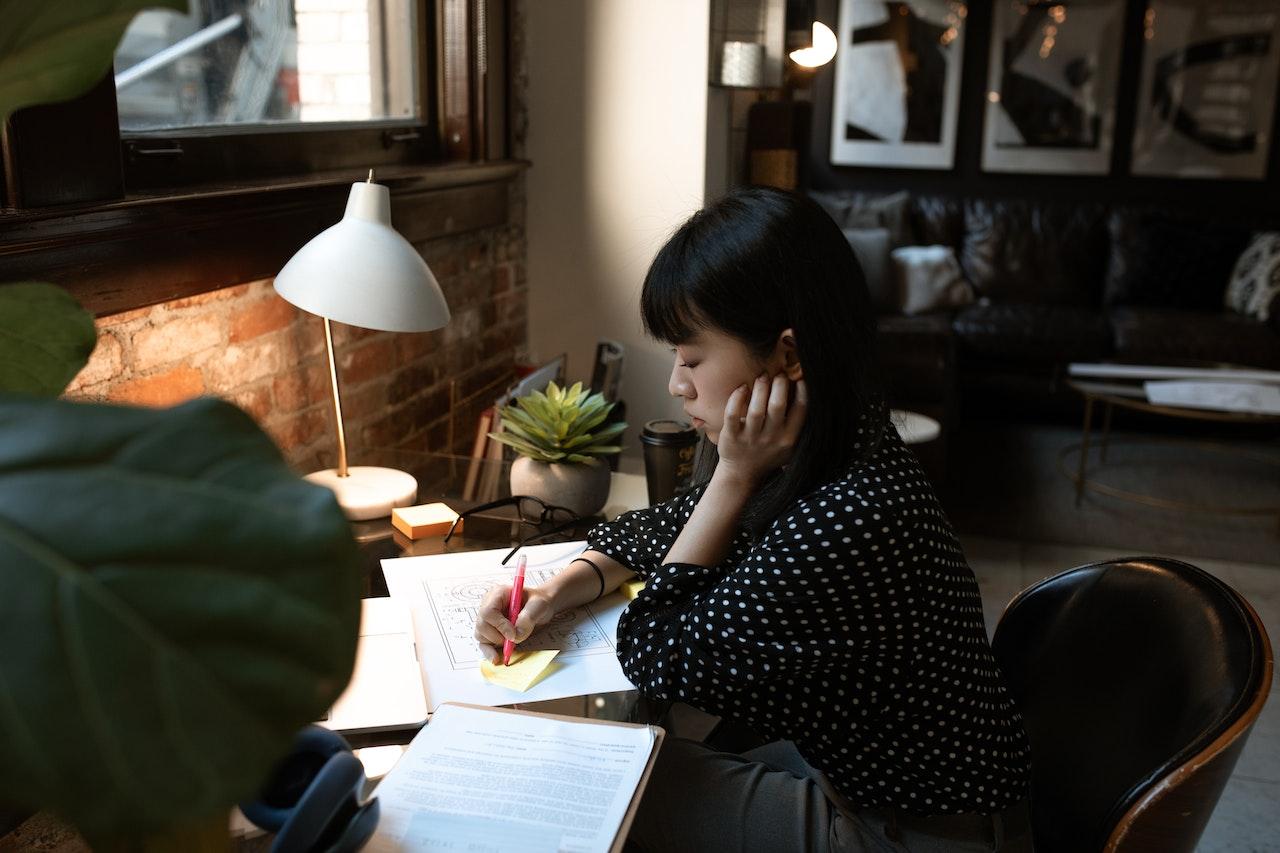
640;225;704;344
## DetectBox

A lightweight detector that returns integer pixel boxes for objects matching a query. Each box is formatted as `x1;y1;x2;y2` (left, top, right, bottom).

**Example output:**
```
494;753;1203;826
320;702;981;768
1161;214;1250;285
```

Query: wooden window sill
0;160;528;316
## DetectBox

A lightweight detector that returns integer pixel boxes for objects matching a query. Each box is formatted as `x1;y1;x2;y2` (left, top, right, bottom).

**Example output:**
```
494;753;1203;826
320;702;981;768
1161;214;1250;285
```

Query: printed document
367;703;660;853
382;541;636;709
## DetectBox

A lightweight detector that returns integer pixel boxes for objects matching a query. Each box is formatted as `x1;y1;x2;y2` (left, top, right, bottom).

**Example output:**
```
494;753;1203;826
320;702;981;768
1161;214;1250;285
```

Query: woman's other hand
716;374;806;486
474;582;555;663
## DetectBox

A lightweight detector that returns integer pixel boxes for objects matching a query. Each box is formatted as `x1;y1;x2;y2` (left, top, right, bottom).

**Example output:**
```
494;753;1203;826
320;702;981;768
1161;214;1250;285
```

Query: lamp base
305;466;419;521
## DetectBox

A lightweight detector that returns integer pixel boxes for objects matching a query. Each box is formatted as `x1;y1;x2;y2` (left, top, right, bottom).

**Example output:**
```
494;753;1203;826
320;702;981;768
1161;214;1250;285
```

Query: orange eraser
391;502;462;539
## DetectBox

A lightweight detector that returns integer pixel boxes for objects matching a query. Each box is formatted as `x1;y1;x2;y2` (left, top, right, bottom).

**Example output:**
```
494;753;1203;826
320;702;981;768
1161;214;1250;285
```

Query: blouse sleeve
586;485;707;580
615;500;880;725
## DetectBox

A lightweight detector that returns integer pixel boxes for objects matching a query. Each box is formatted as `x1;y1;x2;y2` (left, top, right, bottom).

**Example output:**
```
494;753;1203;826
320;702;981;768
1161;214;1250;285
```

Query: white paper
1143;380;1280;415
367;703;656;853
1069;363;1280;384
382;541;636;710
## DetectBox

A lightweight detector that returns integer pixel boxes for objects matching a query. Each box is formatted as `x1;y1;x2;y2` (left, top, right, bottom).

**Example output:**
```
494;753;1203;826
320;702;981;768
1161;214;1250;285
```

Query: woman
475;187;1032;852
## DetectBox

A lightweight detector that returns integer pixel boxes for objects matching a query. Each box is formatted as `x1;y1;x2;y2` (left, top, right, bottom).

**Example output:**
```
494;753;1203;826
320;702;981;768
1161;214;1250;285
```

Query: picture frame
829;0;968;170
1130;0;1280;180
981;0;1126;175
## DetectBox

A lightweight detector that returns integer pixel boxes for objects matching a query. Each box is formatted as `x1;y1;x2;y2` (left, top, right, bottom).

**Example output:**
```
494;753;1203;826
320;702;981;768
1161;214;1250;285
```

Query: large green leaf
0;395;361;837
0;0;188;123
0;283;97;397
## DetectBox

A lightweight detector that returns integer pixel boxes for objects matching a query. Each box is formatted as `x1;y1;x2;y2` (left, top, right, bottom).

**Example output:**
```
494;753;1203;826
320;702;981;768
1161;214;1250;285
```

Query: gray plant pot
510;456;612;518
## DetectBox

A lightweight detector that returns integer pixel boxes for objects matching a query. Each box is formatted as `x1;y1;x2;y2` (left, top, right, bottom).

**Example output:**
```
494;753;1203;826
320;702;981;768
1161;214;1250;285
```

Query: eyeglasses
444;495;583;565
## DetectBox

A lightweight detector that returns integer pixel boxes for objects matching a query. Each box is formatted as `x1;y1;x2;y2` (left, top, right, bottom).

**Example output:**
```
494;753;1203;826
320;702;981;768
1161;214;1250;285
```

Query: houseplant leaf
0;283;97;397
0;0;188;123
0;395;361;838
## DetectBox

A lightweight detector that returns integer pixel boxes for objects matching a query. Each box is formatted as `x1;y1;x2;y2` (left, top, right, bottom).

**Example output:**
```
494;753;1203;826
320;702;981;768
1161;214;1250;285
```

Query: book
590;340;625;402
366;702;664;853
462;408;493;501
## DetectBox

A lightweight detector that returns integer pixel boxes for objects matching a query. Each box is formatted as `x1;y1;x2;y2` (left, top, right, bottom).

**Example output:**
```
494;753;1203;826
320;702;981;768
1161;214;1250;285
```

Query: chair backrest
991;557;1272;853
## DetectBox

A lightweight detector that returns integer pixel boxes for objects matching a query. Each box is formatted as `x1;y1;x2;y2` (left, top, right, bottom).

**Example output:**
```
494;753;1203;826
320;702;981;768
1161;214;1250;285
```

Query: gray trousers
627;738;1032;853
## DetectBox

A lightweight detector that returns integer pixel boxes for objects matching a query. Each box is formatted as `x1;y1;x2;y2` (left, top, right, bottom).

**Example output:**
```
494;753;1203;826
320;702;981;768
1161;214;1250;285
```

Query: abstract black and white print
1131;0;1280;179
830;0;967;169
981;0;1125;174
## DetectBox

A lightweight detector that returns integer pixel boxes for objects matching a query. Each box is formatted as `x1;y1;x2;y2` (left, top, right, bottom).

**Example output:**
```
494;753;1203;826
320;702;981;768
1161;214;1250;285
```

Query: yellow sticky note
480;649;560;692
621;579;646;600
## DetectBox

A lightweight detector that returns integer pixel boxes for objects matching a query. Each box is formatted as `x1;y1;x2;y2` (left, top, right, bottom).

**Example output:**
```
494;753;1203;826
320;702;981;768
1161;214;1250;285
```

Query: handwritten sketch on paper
382;541;637;710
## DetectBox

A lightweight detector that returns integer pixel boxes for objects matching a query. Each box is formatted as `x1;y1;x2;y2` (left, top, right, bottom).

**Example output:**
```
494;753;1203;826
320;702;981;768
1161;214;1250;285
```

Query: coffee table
1061;363;1280;527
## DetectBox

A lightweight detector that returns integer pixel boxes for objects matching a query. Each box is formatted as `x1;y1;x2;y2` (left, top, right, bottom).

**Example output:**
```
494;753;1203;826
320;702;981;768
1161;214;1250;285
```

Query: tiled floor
963;535;1280;852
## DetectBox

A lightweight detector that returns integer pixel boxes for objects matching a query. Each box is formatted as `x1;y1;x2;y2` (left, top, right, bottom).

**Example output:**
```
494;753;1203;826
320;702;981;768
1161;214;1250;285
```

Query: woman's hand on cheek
715;374;806;487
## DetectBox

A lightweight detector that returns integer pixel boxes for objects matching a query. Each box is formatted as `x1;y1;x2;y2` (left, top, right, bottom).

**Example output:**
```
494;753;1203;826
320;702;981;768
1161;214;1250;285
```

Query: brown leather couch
815;191;1280;427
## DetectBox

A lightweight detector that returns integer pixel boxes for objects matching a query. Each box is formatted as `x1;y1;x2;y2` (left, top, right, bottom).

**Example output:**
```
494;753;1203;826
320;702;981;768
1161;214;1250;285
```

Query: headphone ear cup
271;751;375;853
241;727;352;832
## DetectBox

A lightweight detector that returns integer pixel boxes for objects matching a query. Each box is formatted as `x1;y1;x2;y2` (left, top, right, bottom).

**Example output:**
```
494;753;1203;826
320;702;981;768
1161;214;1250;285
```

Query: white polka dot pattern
589;430;1031;816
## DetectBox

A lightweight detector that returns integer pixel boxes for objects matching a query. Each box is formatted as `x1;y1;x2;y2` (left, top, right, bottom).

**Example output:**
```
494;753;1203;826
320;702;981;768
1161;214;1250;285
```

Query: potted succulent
490;381;626;517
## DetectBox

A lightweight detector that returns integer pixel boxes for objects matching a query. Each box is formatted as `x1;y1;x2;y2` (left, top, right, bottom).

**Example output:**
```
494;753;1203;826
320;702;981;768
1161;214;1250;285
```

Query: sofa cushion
960;198;1109;306
1109;307;1280;370
953;303;1113;362
891;245;975;315
810;190;913;247
911;195;965;252
842;227;895;313
1105;211;1250;310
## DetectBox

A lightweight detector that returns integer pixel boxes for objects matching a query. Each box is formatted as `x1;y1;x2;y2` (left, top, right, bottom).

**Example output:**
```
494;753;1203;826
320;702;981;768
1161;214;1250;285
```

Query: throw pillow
846;190;913;248
1104;215;1250;310
842;227;895;314
1225;232;1280;322
890;245;975;315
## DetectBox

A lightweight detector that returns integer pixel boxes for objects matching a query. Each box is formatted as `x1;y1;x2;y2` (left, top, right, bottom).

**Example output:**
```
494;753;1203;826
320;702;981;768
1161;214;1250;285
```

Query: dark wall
807;0;1280;228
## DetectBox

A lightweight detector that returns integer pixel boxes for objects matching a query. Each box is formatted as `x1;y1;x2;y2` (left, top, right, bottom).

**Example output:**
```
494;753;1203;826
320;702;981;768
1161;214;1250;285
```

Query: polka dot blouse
588;428;1031;816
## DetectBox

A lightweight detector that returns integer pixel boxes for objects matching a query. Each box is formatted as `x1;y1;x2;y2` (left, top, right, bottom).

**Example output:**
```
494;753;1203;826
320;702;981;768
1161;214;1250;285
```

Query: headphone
240;726;381;853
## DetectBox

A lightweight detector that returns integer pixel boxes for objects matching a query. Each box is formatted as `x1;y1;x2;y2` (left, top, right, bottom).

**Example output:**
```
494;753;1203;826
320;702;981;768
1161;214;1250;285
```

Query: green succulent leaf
0;283;98;397
493;380;625;462
0;395;361;836
0;0;189;124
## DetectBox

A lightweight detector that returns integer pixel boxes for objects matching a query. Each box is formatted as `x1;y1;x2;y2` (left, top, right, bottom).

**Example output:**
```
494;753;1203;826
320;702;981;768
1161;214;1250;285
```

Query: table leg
1100;402;1113;464
1076;396;1094;507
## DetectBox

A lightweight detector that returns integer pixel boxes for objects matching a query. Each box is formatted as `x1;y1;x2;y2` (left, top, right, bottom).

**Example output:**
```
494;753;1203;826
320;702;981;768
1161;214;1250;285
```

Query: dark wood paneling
807;0;1280;227
2;74;123;209
0;161;525;316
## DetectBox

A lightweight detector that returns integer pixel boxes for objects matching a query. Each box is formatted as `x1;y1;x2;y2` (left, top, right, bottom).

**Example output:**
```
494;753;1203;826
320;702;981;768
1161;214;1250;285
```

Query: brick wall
64;180;527;471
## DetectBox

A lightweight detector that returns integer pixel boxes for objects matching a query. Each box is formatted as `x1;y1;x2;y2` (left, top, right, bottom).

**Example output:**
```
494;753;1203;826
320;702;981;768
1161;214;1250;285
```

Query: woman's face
668;327;778;444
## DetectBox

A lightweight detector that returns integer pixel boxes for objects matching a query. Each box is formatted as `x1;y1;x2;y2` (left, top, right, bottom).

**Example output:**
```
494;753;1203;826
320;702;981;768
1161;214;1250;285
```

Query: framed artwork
830;0;968;169
981;0;1126;174
1131;0;1280;179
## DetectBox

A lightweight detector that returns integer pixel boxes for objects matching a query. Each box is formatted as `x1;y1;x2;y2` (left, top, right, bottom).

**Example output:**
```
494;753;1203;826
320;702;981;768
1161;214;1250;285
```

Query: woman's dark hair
641;186;888;535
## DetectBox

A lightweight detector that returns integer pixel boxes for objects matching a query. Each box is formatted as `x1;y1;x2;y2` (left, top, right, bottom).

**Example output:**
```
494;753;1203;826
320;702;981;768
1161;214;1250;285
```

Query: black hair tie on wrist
572;556;606;601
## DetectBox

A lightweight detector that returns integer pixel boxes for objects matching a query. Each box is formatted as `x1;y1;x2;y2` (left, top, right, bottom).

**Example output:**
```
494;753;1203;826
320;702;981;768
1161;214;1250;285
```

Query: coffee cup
640;420;699;505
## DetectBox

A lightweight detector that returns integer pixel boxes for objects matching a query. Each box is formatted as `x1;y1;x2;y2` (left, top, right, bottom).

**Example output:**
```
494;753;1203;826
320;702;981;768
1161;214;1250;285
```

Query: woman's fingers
477;641;500;664
784;378;807;438
743;374;770;433
512;593;552;642
722;382;750;437
766;374;789;425
477;583;517;642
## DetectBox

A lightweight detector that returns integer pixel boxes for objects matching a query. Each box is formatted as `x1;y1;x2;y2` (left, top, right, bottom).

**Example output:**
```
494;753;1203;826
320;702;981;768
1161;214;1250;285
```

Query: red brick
230;383;274;422
331;322;383;347
266;408;332;453
273;361;331;414
108;366;205;407
466;240;490;270
229;295;299;343
338;337;396;386
395;330;441;363
100;304;158;328
199;338;284;392
491;265;513;295
132;313;223;371
65;332;124;394
339;380;389;423
167;283;250;311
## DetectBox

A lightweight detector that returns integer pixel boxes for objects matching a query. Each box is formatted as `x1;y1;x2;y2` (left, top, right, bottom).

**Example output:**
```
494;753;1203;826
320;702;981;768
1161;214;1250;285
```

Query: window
115;1;419;131
0;0;513;316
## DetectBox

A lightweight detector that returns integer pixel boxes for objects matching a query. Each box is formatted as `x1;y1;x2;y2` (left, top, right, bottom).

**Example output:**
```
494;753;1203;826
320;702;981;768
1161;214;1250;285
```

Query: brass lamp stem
322;317;349;478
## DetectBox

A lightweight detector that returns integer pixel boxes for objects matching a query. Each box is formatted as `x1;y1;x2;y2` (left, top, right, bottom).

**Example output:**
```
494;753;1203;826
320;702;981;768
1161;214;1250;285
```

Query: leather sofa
813;191;1280;428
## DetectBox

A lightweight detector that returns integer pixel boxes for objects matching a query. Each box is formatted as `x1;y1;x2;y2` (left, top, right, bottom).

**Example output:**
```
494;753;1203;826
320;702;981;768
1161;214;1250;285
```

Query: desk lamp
274;171;450;519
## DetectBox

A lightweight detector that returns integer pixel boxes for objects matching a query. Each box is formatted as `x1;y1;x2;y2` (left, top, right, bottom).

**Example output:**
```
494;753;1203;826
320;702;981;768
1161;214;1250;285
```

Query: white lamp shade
274;181;451;332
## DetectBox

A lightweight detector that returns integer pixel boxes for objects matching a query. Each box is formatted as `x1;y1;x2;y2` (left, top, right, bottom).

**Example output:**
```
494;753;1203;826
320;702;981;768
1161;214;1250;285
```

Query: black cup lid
641;419;697;445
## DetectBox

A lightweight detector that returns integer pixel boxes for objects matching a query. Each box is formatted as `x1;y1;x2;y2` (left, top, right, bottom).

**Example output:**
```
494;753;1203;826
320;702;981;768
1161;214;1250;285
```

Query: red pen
502;554;527;666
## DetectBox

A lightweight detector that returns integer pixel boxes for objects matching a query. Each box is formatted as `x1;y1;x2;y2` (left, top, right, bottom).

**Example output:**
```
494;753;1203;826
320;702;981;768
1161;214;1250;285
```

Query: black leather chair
991;557;1273;852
